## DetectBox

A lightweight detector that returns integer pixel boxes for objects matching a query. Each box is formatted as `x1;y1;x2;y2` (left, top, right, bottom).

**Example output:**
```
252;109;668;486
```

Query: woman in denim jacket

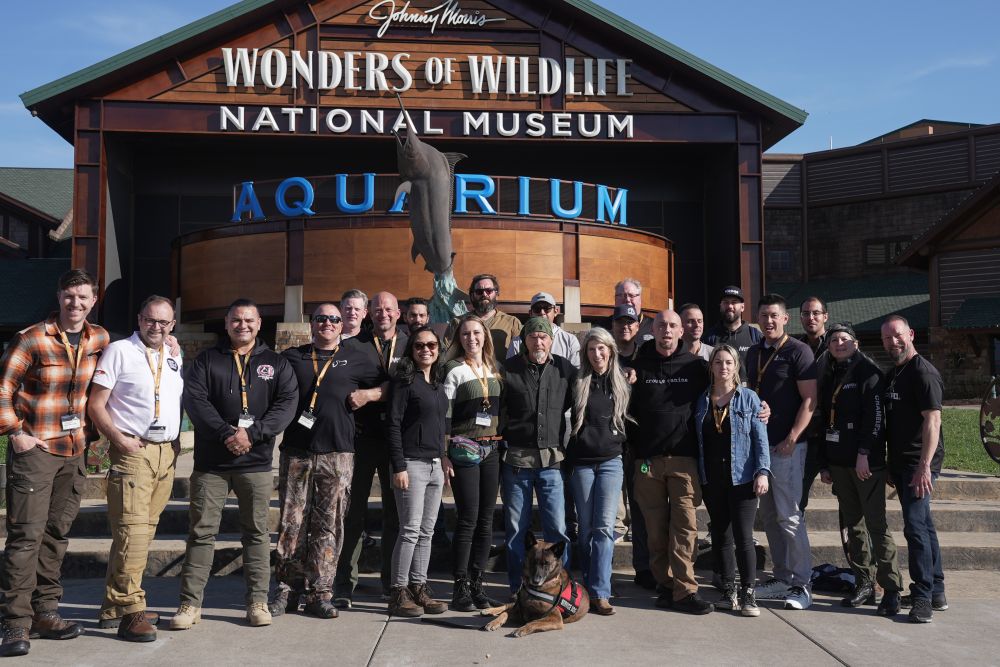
694;344;771;617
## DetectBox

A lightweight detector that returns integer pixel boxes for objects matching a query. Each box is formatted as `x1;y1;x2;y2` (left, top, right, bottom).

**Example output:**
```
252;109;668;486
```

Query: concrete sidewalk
26;571;1000;666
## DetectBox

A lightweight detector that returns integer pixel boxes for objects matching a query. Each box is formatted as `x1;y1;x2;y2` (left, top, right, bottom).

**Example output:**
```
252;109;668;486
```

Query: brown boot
590;598;616;616
29;611;83;640
408;583;447;615
98;610;161;629
0;625;30;657
388;586;423;618
117;611;157;642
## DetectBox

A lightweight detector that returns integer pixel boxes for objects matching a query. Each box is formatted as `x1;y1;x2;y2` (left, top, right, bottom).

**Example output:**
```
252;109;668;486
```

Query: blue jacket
694;386;771;486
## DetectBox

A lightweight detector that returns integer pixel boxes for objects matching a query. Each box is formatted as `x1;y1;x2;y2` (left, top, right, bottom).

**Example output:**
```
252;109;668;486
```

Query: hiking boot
303;599;339;619
740;587;760;617
98;611;160;629
909;597;933;623
590;598;615;616
784;586;812;610
674;593;713;615
117;611;156;643
29;611;83;640
267;586;300;617
714;585;738;611
0;626;29;658
388;586;423;618
754;578;790;600
877;590;901;617
633;569;657;590
409;583;447;615
841;581;876;607
169;604;201;630
246;602;272;627
470;572;497;609
901;592;948;611
450;578;476;612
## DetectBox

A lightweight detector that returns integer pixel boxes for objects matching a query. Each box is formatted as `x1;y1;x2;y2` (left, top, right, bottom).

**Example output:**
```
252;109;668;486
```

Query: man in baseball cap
703;285;762;382
506;292;580;368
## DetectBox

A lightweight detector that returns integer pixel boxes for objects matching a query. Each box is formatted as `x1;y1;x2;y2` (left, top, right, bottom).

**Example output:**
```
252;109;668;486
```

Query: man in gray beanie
499;317;577;593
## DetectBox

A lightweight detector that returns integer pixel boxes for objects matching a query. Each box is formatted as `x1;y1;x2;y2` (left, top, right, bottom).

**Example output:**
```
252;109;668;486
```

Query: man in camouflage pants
269;303;381;619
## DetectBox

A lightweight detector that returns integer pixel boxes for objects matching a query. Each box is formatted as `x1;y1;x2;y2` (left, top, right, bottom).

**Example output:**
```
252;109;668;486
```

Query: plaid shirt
0;314;110;457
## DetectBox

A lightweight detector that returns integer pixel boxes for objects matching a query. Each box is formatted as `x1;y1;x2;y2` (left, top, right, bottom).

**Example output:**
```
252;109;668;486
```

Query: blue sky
2;0;997;166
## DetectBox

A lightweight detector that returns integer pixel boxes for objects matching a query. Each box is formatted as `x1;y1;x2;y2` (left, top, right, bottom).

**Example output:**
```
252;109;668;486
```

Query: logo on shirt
94;369;107;377
739;345;750;353
256;364;275;381
842;382;857;390
167;358;179;372
645;377;689;384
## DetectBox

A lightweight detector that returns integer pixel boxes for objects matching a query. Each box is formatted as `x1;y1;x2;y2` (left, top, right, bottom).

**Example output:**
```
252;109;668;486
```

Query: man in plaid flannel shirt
0;269;110;658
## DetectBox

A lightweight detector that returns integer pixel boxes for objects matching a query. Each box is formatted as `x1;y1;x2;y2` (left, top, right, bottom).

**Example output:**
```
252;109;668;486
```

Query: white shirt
506;324;581;368
690;340;714;362
92;332;184;442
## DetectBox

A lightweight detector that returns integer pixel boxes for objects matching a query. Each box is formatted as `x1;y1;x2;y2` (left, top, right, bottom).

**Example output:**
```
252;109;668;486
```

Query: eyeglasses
531;304;554;314
141;317;173;328
313;315;343;324
473;287;496;295
801;310;826;318
413;341;439;351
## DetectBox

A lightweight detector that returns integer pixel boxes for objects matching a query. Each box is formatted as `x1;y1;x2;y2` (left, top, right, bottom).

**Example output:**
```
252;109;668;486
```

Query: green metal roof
21;0;807;130
0;167;73;222
772;272;929;334
0;259;70;328
946;297;1000;330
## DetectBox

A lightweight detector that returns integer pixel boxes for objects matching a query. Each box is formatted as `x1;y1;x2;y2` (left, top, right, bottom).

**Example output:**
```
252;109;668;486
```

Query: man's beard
528;349;548;364
722;311;739;324
474;298;496;316
887;345;909;364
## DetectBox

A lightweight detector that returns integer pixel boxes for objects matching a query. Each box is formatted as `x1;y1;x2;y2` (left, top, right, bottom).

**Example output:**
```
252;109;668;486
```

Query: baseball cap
827;322;857;341
530;292;557;306
721;286;744;302
613;304;639;322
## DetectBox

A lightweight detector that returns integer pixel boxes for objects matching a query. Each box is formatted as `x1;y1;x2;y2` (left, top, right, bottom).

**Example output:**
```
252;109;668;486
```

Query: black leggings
702;478;758;588
450;448;500;578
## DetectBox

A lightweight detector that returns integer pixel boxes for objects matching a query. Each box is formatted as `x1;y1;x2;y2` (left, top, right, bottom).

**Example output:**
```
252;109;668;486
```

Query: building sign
368;0;507;38
231;173;628;226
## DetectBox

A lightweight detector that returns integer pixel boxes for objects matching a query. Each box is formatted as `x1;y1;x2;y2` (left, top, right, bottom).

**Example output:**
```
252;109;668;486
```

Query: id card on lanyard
233;350;255;428
466;359;493;426
57;328;85;432
145;346;168;440
299;346;338;429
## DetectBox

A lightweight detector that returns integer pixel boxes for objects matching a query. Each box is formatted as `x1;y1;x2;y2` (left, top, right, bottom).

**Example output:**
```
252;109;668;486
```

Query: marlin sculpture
392;94;468;322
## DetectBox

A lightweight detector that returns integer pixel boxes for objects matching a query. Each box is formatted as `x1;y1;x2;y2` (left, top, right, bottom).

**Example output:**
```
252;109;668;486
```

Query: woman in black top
386;327;452;618
568;327;632;616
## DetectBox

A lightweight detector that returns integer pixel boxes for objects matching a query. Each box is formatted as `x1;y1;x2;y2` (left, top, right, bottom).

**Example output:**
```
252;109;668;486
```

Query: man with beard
446;274;521;365
404;298;430;334
704;286;762;383
340;290;368;341
506;292;580;367
798;297;830;358
799;296;830;510
679;304;713;362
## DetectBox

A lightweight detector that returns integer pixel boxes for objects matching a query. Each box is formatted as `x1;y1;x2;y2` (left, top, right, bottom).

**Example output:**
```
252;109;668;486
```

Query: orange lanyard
145;346;165;421
712;403;729;434
233;351;251;414
309;346;339;411
57;328;85;411
466;359;491;409
755;334;789;390
373;336;397;373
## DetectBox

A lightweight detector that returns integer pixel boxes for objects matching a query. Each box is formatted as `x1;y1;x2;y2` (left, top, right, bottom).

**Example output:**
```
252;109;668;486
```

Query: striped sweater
443;358;502;439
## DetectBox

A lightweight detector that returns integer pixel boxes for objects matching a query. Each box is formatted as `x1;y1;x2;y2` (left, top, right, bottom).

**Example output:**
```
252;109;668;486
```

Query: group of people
0;269;947;658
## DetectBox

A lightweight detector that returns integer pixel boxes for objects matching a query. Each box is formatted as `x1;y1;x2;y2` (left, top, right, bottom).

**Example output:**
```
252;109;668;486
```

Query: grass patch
943;408;998;476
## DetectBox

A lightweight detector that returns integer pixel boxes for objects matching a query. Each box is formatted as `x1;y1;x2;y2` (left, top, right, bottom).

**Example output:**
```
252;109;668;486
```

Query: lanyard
466;359;491;409
754;334;789;390
828;358;860;428
712;403;729;434
233;350;251;414
57;327;85;412
309;346;339;411
373;335;397;373
145;346;165;422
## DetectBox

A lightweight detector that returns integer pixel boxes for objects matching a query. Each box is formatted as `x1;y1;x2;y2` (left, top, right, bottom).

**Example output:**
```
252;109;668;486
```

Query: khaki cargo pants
99;441;177;621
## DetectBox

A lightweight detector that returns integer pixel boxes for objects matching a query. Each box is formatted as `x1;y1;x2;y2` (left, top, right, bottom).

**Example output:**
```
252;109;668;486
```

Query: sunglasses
413;341;439;351
531;304;554;314
473;287;497;295
313;315;343;324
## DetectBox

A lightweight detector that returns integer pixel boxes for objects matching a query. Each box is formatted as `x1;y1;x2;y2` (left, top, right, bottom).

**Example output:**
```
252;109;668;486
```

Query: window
768;249;792;272
865;236;913;266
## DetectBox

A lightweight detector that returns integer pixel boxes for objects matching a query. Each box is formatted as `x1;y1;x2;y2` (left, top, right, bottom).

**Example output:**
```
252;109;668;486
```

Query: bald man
628;311;713;615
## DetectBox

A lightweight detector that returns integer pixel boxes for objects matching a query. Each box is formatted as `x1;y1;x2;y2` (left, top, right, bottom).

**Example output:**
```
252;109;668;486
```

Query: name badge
825;428;840;443
298;410;317;429
145;424;168;441
475;411;492;427
60;413;81;432
237;414;256;429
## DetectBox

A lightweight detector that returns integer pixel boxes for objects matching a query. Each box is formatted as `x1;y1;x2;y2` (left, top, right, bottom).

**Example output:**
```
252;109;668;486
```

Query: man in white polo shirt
88;295;184;642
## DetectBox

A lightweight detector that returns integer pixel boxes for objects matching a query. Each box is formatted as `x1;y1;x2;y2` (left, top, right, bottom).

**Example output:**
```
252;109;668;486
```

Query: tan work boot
408;583;447;615
169;604;201;630
246;602;272;627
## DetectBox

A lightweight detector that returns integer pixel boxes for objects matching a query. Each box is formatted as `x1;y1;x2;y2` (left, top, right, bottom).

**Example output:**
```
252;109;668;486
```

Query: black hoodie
184;339;299;473
628;340;709;459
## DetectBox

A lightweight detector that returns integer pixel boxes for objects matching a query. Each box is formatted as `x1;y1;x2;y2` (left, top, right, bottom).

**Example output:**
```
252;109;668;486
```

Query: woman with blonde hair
442;315;503;611
568;327;633;616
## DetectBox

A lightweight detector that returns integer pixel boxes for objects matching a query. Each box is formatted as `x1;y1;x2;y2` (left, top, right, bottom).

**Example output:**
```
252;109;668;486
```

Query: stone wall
929;327;996;399
175;332;218;360
275;322;311;352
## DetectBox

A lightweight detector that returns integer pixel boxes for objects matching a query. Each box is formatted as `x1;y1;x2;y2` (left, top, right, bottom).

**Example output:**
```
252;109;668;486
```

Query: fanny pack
448;436;500;467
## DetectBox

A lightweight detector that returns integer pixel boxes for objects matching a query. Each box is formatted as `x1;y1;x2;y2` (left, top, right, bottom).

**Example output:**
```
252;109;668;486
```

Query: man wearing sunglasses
445;274;521;365
506;292;581;368
269;304;381;619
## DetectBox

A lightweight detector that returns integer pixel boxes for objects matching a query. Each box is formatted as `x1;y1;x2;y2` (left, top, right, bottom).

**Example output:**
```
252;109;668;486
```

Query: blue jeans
892;468;944;601
570;457;624;600
501;463;570;593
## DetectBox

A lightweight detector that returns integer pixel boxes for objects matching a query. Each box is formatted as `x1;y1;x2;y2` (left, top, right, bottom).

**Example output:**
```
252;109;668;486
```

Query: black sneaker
674;593;713;615
654;592;673;609
877;590;901;617
633;570;657;590
841;581;876;608
901;592;948;611
908;597;933;623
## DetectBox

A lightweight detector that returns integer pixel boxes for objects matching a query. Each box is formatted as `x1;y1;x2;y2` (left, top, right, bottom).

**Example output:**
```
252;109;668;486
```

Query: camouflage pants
275;450;353;603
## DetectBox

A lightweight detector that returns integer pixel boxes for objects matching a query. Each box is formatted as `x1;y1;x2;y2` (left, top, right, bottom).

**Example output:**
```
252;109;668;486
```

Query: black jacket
387;372;449;473
568;372;626;465
184;339;298;473
628;340;709;459
704;321;762;383
818;352;885;469
344;330;408;443
501;353;576;451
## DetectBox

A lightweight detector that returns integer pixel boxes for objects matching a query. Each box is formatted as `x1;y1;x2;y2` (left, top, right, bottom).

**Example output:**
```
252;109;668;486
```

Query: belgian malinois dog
480;532;588;637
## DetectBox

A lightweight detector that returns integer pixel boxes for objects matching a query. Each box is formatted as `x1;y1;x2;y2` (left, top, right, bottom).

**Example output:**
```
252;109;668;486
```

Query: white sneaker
246;601;272;626
169;604;201;630
784;586;812;610
754;578;791;600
